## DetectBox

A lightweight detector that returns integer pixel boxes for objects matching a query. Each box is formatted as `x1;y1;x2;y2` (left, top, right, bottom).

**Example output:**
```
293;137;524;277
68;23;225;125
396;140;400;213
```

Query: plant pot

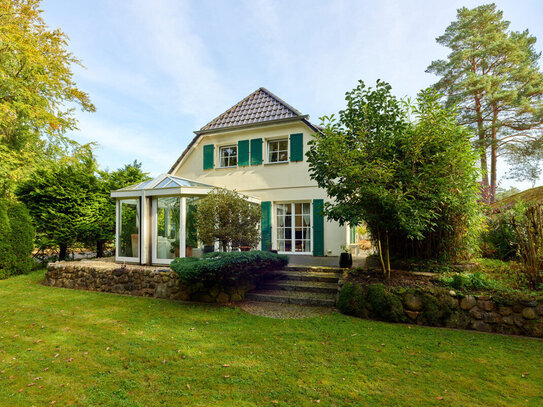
339;252;352;268
269;249;278;254
203;245;214;254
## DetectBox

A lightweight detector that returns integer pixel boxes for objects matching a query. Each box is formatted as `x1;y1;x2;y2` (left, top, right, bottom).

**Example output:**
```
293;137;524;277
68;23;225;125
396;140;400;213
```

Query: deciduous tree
0;0;95;197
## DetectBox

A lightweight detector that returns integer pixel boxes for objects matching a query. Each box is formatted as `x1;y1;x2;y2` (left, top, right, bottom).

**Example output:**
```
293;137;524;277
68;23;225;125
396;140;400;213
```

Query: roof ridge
198;87;305;132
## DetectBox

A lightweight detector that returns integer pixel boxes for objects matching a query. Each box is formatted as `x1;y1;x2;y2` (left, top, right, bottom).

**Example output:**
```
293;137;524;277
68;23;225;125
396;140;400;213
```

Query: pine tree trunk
490;105;499;203
475;95;489;190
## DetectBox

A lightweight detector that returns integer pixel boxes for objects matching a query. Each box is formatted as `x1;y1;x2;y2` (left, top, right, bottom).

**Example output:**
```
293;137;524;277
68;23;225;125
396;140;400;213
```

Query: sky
41;0;543;190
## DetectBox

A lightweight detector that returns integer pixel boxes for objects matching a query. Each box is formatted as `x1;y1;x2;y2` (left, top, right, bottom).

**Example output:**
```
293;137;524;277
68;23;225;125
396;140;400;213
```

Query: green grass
1;271;542;406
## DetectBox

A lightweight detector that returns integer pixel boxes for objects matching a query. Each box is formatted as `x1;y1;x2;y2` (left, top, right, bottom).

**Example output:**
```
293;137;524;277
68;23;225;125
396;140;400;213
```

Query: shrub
170;251;288;286
481;205;523;260
337;283;366;317
0;199;35;279
367;283;404;322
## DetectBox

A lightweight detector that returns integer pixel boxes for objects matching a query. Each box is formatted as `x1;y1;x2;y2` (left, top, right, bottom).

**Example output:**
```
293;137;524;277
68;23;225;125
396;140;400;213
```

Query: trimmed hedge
0;199;35;279
170;251;289;285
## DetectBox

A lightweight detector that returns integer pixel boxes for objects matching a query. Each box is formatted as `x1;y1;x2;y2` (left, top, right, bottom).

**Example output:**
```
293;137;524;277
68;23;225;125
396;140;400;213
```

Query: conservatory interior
111;174;260;265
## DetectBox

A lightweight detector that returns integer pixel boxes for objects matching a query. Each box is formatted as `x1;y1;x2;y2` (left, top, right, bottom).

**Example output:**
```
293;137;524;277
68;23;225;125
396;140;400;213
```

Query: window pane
284;240;292;252
279;151;288;161
156;197;180;260
119;199;140;258
186;197;200;256
279;140;288;150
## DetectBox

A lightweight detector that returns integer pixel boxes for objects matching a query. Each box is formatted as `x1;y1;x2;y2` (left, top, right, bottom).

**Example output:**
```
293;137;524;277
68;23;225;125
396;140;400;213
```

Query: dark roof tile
199;87;304;132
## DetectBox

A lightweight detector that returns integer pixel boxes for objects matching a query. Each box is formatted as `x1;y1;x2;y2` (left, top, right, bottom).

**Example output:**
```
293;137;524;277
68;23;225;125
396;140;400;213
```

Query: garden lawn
0;271;542;407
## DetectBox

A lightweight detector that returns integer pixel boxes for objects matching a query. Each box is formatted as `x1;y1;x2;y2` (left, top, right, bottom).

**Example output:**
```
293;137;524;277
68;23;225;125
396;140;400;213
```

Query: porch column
180;197;186;257
141;192;148;265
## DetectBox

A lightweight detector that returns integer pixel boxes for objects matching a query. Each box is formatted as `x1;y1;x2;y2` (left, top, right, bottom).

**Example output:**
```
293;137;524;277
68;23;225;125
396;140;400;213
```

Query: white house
112;88;355;265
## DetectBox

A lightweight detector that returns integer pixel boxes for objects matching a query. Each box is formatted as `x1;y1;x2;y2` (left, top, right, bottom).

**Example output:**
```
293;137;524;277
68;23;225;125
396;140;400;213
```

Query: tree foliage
427;4;543;200
307;80;482;276
15;148;147;259
0;0;95;197
195;188;261;252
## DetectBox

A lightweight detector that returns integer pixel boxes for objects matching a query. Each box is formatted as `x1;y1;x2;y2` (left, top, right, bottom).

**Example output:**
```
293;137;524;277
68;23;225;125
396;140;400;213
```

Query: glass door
276;202;311;254
152;196;181;264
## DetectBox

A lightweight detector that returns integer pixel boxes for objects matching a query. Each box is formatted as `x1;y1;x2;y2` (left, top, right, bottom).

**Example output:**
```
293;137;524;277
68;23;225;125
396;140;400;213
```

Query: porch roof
111;173;261;203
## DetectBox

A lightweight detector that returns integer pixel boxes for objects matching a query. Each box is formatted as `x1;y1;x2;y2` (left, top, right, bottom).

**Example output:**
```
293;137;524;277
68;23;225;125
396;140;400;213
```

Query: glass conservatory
111;174;260;265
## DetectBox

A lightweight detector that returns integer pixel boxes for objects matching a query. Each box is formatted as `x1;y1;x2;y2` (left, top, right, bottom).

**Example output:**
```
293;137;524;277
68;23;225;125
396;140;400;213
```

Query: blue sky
42;0;543;189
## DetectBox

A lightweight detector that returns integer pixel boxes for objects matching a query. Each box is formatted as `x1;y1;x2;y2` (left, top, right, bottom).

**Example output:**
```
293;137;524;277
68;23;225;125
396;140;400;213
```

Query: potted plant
339;245;352;268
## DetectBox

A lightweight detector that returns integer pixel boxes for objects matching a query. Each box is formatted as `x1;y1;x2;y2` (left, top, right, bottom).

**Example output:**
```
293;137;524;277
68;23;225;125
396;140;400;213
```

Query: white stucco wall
171;120;347;256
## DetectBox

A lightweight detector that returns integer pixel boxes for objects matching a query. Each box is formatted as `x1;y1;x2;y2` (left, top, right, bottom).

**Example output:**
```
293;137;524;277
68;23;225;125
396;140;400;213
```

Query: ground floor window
154;196;180;261
118;198;140;259
276;202;311;253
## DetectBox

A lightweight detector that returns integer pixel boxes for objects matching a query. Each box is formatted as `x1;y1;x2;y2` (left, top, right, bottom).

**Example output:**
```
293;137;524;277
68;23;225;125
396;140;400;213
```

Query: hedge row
170;251;289;285
0;199;35;279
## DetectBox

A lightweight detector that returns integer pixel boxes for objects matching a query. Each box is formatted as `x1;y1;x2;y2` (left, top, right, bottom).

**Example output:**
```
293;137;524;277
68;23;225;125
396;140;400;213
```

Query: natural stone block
483;312;501;324
502;316;514;325
230;293;242;302
216;292;230;303
477;300;495;312
405;310;419;320
404;294;423;311
460;295;477;310
473;321;492;332
498;306;512;316
522;307;537;320
536;304;543;316
469;306;483;320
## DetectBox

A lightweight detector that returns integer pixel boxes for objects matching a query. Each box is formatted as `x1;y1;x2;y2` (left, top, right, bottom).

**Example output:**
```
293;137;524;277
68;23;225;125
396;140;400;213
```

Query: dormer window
267;139;288;163
219;145;237;168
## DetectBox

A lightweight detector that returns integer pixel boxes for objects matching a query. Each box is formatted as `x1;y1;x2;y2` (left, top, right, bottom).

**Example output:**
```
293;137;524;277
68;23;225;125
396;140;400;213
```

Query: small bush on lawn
170;251;288;285
0;199;35;279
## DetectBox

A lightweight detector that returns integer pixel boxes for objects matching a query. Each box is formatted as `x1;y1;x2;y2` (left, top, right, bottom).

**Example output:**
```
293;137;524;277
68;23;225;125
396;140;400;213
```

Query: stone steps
245;289;337;307
261;280;338;294
275;270;341;283
247;267;341;306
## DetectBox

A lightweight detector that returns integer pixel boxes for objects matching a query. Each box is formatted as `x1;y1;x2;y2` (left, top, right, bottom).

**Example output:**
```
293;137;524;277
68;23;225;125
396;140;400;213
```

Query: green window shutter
290;133;303;162
261;201;272;251
250;138;263;165
203;144;214;170
313;199;324;256
350;225;356;244
238;140;249;167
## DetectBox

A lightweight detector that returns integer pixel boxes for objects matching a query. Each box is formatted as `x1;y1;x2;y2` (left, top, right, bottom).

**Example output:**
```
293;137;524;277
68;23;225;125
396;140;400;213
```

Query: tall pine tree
427;4;543;201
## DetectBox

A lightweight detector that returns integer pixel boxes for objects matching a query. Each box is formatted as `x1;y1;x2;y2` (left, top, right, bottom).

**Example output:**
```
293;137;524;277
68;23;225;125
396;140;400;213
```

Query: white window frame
115;198;141;263
218;145;238;168
274;201;312;255
151;196;186;265
266;138;289;164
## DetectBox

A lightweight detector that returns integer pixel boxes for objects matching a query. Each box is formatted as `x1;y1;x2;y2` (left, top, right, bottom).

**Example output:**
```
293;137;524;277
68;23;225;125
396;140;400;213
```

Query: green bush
0;199;35;279
367;283;404;322
170;251;289;285
337;283;366;317
481;206;523;260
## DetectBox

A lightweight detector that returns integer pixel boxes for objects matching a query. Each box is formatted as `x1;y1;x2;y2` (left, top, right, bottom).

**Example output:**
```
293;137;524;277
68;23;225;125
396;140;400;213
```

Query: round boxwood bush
367;283;405;322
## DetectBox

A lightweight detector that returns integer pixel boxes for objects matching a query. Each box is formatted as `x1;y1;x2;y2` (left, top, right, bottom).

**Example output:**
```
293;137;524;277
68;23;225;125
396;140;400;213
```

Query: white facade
170;120;348;258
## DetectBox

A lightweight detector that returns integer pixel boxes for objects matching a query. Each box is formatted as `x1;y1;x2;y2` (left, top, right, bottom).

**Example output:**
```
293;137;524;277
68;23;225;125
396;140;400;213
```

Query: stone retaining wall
45;261;252;303
338;279;543;338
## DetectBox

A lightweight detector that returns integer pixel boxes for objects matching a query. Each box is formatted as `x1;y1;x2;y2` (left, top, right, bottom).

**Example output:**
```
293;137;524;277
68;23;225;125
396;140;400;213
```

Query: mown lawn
0;271;541;406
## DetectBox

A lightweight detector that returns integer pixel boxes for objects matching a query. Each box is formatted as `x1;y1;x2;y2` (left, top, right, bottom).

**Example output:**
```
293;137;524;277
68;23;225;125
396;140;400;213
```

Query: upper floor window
219;145;237;168
268;139;288;163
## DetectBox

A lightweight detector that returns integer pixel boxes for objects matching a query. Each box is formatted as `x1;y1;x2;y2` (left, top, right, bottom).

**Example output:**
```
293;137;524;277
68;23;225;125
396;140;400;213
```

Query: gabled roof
198;87;305;134
169;87;321;174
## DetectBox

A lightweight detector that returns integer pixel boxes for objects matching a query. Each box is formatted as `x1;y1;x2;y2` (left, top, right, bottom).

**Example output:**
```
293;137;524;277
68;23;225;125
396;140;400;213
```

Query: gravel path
237;301;337;319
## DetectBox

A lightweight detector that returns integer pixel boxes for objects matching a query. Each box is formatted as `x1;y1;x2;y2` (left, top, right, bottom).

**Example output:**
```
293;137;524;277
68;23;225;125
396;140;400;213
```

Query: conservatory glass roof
116;174;213;192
